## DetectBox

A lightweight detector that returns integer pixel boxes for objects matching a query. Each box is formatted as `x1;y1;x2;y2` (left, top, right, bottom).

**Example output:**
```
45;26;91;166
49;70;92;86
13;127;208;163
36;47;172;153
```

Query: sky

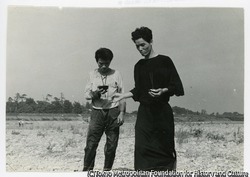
1;0;250;175
5;6;244;114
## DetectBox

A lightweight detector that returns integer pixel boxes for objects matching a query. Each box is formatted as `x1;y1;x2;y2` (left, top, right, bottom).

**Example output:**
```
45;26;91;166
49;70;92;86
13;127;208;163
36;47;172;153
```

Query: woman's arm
112;92;133;102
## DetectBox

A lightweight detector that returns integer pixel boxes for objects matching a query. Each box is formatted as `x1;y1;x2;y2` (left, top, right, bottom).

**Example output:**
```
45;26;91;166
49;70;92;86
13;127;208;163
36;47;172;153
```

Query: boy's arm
84;73;94;100
116;71;126;125
117;99;126;125
119;99;126;113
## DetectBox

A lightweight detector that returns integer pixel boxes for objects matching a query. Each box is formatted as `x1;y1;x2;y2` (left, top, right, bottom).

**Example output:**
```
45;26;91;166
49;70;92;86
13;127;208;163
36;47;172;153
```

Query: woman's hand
112;93;124;102
148;88;168;97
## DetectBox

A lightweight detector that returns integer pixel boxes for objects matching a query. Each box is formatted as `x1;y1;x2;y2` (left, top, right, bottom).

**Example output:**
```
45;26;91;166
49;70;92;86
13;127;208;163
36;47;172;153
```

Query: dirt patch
6;121;243;172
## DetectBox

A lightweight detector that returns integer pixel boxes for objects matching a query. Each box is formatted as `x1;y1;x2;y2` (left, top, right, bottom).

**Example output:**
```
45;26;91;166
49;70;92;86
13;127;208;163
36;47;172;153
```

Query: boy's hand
117;112;124;126
97;87;107;94
90;90;101;100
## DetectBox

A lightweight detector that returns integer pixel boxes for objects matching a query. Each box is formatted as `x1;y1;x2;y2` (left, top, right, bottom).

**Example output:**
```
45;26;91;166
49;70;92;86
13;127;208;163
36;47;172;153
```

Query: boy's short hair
95;48;113;62
131;26;153;43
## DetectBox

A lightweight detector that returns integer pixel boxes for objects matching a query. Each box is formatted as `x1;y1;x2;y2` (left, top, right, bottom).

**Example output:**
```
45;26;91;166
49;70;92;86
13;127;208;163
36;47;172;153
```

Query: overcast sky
1;0;250;175
5;6;244;114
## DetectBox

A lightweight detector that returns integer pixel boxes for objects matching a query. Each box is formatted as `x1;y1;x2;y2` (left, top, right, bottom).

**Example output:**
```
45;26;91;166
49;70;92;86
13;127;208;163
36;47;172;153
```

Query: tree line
172;106;243;117
6;93;91;114
6;93;243;119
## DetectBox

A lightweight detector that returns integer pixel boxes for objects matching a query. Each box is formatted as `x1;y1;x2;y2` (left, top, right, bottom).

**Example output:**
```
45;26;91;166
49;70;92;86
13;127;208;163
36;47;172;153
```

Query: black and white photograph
1;0;249;176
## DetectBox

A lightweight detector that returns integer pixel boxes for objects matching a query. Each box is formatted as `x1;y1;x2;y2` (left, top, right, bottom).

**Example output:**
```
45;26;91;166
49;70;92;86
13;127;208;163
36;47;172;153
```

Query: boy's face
134;38;152;57
97;58;111;74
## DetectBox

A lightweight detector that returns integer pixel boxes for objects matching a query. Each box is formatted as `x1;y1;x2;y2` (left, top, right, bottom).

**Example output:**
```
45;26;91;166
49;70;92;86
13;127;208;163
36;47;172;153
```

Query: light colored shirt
84;68;124;109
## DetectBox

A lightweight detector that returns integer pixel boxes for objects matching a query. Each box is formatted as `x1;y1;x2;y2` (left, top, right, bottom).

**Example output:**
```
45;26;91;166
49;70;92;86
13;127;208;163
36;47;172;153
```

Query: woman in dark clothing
113;26;184;171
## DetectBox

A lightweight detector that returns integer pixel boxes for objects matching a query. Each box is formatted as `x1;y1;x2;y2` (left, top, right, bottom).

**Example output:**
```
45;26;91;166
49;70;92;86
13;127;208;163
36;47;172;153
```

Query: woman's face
134;38;152;57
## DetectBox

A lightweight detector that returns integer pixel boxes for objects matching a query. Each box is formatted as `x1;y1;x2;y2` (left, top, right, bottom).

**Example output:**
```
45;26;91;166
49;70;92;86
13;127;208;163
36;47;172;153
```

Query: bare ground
6;120;243;172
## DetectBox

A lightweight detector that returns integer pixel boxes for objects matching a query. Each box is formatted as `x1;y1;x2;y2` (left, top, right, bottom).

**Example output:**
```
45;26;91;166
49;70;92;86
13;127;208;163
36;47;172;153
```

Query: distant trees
6;93;89;114
63;100;73;113
6;97;15;113
172;106;243;120
36;100;51;113
201;109;207;115
6;93;243;120
219;111;244;121
72;102;82;114
172;106;200;115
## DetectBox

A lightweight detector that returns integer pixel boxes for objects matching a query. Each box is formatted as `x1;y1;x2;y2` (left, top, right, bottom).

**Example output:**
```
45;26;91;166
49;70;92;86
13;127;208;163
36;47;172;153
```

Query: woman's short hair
131;26;153;43
95;48;113;62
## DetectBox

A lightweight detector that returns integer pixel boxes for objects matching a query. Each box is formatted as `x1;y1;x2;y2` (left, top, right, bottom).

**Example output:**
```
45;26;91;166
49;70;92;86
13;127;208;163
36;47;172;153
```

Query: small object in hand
98;85;109;91
149;89;158;93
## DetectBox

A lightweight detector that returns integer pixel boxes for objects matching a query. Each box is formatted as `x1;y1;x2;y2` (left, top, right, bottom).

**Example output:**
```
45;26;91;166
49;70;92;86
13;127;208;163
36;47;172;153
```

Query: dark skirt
134;103;176;171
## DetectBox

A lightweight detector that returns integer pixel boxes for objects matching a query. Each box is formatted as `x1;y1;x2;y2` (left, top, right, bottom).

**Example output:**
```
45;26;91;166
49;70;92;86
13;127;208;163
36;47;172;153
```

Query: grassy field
6;115;244;172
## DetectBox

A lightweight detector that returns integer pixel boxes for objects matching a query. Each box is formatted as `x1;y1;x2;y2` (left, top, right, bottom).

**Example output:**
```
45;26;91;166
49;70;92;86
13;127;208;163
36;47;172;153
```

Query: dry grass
175;122;243;171
6;119;243;172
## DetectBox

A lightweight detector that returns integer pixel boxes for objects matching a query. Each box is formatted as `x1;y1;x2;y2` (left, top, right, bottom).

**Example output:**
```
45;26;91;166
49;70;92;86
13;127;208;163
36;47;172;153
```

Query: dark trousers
83;107;120;171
